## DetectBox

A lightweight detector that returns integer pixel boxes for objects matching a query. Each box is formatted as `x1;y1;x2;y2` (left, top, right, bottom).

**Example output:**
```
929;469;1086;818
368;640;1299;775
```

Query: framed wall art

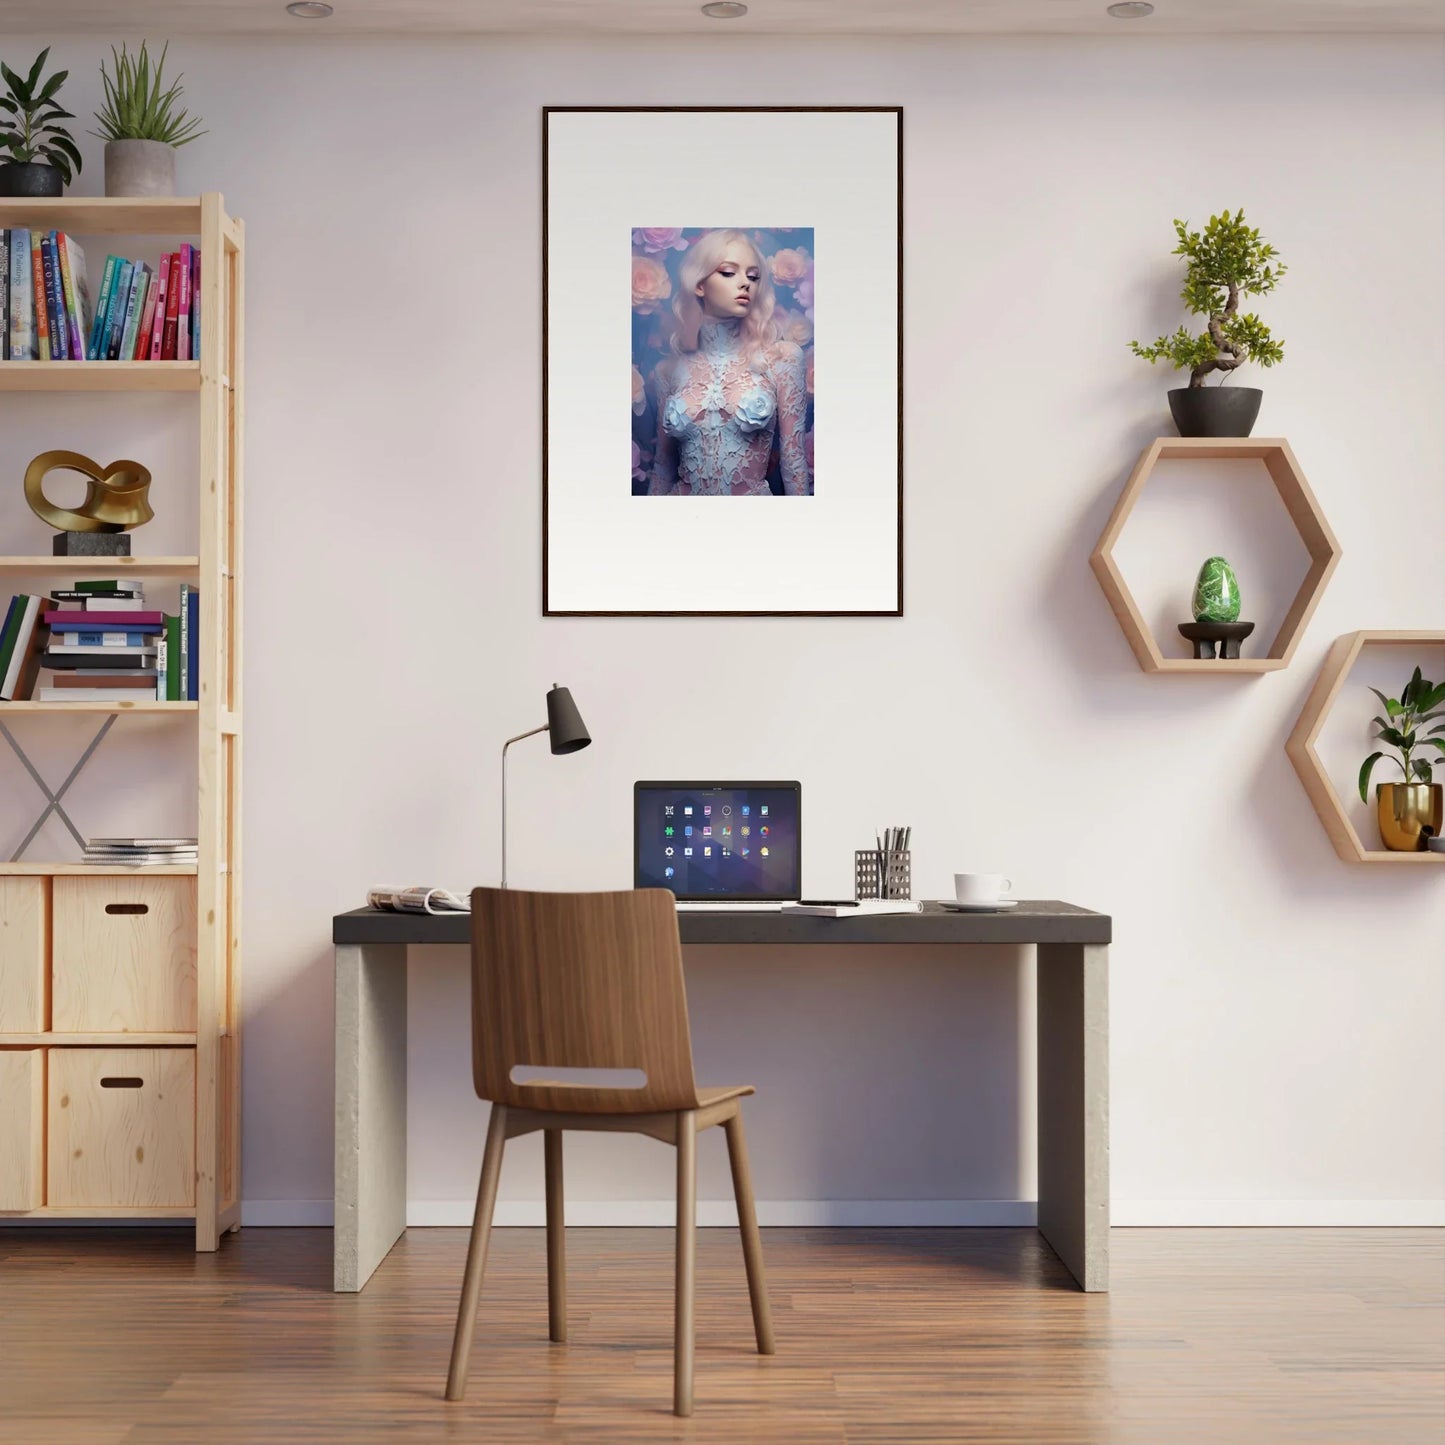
543;106;903;616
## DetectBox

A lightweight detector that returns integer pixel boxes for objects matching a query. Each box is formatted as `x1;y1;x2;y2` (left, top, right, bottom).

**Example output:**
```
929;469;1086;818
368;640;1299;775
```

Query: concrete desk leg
334;942;409;1292
1036;942;1109;1291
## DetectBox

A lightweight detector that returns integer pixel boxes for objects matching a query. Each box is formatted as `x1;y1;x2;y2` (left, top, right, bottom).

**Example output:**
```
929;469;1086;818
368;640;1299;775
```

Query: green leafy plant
1131;210;1285;388
1358;667;1445;802
92;42;205;148
0;48;83;183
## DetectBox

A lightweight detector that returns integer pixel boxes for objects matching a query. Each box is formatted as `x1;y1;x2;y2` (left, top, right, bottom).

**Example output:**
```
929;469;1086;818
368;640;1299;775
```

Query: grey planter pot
1167;386;1263;438
104;139;177;198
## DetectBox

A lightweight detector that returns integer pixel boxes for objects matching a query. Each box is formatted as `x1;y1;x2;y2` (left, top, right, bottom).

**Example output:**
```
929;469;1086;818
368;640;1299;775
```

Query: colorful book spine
190;247;200;359
30;234;49;362
165;614;181;700
118;264;149;363
161;253;181;359
176;244;193;363
104;260;134;361
186;586;199;701
147;253;171;359
60;631;153;647
45;610;165;628
41;234;67;360
0;596;23;678
89;254;119;359
9;229;34;359
134;266;160;359
179;583;191;703
0;230;9;361
155;633;169;701
1;595;45;700
57;233;89;361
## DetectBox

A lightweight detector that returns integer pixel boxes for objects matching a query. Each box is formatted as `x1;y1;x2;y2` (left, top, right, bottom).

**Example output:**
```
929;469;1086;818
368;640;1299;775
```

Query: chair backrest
469;887;702;1114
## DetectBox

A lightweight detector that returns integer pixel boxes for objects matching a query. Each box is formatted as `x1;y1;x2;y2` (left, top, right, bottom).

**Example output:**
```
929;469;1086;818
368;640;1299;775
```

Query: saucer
935;898;1018;912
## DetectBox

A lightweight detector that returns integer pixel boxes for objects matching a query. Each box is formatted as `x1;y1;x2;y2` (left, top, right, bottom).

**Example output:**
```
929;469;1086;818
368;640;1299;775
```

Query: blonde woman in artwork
649;229;811;496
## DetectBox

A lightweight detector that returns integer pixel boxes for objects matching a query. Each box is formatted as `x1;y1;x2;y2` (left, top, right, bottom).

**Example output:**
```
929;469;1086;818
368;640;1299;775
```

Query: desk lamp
500;684;591;887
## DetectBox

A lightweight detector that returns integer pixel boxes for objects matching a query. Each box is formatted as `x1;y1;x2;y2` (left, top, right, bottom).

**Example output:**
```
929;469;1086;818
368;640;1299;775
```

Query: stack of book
1;230;199;362
84;837;198;867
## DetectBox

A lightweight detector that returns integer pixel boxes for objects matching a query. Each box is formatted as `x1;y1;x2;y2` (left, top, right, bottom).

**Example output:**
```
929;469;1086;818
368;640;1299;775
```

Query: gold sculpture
24;450;154;533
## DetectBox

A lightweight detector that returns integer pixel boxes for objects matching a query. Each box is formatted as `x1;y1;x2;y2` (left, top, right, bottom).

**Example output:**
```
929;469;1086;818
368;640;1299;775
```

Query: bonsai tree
0;48;83;184
1131;210;1285;388
1359;667;1445;801
92;42;206;149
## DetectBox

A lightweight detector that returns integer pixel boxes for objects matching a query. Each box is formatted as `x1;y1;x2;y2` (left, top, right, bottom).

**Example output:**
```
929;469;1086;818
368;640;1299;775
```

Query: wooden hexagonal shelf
1090;437;1342;673
1286;630;1445;866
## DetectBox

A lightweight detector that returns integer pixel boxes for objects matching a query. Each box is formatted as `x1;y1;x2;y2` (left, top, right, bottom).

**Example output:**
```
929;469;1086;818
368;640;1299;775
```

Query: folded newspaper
367;886;471;915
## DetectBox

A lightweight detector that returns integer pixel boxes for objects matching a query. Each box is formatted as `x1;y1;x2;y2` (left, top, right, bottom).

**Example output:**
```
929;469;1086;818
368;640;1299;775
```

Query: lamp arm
500;724;550;889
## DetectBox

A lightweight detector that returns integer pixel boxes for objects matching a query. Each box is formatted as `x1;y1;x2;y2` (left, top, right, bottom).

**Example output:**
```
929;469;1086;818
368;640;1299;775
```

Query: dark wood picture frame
542;105;904;618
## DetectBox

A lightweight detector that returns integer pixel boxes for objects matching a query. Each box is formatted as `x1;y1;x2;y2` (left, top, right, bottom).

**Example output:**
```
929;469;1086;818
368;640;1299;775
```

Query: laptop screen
634;781;801;901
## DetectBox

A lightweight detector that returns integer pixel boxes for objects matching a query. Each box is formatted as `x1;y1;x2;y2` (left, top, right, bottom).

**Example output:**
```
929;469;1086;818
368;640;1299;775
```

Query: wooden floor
0;1226;1441;1443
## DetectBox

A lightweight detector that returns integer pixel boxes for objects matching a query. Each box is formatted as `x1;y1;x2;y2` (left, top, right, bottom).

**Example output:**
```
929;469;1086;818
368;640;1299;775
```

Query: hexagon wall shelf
1286;630;1445;866
1090;437;1342;674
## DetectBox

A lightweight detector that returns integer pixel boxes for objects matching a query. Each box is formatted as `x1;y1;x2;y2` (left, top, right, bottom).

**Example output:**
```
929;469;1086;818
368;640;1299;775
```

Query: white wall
3;33;1442;1226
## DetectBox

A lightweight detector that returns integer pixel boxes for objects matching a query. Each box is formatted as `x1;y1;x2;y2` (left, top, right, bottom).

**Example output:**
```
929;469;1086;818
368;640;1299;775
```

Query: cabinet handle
105;903;149;915
100;1077;144;1089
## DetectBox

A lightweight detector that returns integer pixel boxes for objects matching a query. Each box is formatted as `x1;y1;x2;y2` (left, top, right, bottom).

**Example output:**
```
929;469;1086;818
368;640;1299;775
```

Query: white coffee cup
954;872;1012;905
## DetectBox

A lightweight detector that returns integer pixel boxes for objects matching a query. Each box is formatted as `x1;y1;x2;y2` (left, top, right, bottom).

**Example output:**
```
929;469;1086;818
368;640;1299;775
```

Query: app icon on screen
722;805;732;816
703;805;712;816
702;826;711;836
760;826;769;837
665;826;674;837
665;866;675;878
741;826;750;837
684;805;693;815
684;825;693;837
760;846;769;856
684;848;693;856
741;847;750;857
703;846;712;857
665;846;674;856
760;804;769;816
722;848;731;857
721;826;731;837
742;805;750;816
665;805;674;816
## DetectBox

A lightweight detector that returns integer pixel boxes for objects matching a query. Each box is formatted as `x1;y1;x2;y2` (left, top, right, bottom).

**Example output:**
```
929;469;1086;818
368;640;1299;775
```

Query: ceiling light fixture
701;2;749;18
286;1;334;17
1106;1;1154;16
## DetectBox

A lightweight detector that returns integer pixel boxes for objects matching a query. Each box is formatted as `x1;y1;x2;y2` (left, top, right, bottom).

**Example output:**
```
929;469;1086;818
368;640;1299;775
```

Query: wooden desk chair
445;886;775;1417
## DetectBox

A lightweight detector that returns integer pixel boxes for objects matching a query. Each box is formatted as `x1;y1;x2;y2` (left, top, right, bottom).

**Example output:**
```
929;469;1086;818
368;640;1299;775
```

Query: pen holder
855;849;911;901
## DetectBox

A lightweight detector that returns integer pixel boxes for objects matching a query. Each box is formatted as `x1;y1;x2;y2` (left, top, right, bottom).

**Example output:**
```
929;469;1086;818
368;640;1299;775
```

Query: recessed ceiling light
286;1;334;17
701;2;749;18
1106;1;1154;16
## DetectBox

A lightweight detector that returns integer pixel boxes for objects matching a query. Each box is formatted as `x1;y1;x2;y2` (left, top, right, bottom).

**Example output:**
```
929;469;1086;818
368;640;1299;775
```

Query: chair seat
696;1084;754;1108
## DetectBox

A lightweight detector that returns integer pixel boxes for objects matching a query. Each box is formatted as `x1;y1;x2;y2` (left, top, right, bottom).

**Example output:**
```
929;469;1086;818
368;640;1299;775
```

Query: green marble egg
1192;556;1241;623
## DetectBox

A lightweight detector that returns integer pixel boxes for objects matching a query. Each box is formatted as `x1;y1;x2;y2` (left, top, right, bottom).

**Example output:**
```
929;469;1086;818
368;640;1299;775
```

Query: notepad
779;901;921;918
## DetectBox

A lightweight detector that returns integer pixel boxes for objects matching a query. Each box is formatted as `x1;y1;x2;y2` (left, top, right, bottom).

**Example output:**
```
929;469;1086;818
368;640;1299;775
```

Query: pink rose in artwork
794;262;815;321
774;307;813;347
632;227;687;255
768;247;811;287
631;256;672;313
632;364;646;415
632;441;646;483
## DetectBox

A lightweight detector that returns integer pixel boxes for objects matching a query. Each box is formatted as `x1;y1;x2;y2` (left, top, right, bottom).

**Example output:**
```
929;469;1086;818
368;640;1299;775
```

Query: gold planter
1376;782;1444;852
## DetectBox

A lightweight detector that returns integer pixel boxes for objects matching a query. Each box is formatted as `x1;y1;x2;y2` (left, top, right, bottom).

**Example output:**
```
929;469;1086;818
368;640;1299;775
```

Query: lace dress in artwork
649;318;811;496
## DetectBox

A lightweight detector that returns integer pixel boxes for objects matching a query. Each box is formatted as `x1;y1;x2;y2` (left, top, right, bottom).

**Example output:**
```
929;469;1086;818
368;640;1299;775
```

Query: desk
332;900;1110;1294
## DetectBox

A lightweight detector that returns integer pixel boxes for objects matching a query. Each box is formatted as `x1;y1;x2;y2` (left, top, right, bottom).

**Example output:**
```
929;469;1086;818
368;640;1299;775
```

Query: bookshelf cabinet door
51;877;197;1033
0;1049;45;1211
0;877;48;1032
47;1047;195;1208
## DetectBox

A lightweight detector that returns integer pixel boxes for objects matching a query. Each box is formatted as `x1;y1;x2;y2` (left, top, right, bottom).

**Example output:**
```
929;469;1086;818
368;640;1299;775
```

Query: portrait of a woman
632;227;814;497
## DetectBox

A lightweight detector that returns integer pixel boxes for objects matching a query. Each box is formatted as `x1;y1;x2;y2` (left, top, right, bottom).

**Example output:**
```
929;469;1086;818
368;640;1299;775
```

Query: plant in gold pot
1358;667;1445;851
92;41;204;198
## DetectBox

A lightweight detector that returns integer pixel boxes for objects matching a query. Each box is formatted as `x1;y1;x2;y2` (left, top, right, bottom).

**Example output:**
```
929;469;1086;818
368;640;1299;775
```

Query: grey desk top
333;900;1110;947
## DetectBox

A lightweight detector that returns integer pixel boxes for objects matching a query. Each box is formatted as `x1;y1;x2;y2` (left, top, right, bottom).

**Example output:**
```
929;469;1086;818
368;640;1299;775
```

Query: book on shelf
0;594;45;701
83;838;199;866
0;230;199;362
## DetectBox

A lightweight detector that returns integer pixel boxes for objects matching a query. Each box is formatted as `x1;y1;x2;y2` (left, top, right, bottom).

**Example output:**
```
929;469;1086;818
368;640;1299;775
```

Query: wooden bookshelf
1285;631;1445;866
0;361;200;392
0;195;243;1250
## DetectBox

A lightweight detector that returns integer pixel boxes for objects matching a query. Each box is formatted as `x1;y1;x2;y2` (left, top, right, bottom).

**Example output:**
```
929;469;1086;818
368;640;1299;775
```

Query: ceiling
5;0;1444;36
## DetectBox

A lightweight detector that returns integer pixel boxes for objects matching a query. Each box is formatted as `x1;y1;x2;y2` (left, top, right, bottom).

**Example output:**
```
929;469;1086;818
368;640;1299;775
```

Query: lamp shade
545;684;591;754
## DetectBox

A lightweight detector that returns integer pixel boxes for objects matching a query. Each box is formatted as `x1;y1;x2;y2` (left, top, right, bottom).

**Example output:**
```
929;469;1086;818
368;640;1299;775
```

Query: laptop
634;781;801;910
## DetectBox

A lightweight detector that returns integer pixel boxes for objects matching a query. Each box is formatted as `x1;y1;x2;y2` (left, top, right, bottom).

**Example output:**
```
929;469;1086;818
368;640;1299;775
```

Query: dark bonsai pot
0;161;65;197
1168;386;1263;438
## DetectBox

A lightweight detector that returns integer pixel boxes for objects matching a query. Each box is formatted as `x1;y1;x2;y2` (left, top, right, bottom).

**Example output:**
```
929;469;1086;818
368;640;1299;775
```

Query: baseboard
232;1198;1445;1229
1112;1200;1445;1227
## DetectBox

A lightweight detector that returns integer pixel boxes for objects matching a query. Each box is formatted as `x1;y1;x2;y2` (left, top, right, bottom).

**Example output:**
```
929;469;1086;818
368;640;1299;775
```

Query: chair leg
674;1110;697;1418
445;1103;508;1402
724;1110;776;1355
544;1128;566;1343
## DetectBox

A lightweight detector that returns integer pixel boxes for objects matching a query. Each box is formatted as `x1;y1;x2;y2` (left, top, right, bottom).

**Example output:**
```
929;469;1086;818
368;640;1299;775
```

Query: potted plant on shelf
92;42;205;198
1359;667;1445;851
1130;209;1285;438
0;49;82;197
